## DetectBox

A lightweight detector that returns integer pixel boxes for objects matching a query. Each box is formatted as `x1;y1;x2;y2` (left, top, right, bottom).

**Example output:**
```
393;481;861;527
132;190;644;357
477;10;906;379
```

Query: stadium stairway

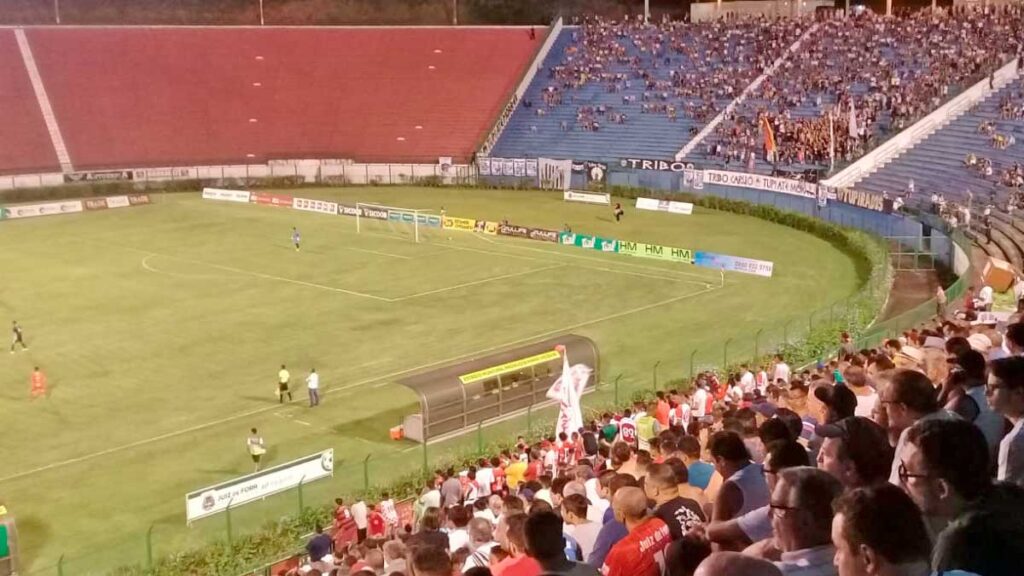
0;29;61;175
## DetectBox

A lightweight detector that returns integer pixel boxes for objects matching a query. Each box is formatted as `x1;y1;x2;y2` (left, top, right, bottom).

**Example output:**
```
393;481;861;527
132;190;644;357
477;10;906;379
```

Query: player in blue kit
292;227;301;252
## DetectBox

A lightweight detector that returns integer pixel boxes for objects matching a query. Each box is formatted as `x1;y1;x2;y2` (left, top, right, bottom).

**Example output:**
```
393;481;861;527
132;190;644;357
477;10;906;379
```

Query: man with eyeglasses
879;370;951;486
898;418;994;538
987;357;1024;486
770;467;843;576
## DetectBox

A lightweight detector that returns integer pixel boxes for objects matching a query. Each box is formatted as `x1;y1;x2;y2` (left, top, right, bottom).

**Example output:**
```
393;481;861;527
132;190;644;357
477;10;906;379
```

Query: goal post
355;203;437;243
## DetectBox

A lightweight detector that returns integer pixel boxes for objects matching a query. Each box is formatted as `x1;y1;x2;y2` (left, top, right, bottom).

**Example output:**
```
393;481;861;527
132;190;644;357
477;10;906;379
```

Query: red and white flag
546;345;591;438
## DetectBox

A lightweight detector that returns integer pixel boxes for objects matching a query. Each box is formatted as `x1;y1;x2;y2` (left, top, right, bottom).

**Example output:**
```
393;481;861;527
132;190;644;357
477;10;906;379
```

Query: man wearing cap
815;417;894;490
880;370;951;486
562;493;601;559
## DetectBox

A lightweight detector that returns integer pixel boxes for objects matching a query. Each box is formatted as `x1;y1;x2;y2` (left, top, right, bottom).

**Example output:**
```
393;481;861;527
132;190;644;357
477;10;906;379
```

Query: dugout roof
397;334;598;442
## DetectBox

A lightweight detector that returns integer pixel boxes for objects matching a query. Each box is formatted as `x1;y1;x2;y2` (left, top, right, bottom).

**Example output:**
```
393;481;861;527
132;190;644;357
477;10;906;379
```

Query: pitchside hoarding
635;197;693;215
563;190;611;205
185;449;334;524
201;188;251;203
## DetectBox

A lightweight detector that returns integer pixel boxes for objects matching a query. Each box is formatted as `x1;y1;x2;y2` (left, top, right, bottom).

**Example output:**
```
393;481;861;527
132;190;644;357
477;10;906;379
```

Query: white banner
106;196;131;209
5;200;83;219
635;197;693;215
202;188;251;203
292;197;338;215
564;190;611;205
703;170;817;199
539;158;571;191
185;449;334;523
133;167;196;181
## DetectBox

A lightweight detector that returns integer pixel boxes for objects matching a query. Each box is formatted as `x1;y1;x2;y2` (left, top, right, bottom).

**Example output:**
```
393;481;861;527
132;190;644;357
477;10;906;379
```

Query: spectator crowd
278;293;1024;576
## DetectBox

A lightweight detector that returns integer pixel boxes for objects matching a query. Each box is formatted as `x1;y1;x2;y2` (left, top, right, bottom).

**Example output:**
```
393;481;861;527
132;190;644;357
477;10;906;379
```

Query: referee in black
10;320;27;353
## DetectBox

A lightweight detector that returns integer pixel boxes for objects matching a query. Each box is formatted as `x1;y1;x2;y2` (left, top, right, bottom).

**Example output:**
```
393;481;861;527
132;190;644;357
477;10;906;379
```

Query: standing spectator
813;384;857;425
708;431;770;523
493;513;541;576
988;357;1024;486
526;510;600;576
932;507;1024;576
351;499;368;543
770;467;843;576
602;487;672;576
463;517;499;571
831;485;932;576
773;355;791;387
379;492;399;537
367;503;386;539
332;497;358;552
842;367;878;419
880;370;947;486
442;467;464;511
306;525;332;567
306;368;320;407
680;435;715;491
448;504;473;552
646;462;706;540
815;417;894;490
562;493;601;560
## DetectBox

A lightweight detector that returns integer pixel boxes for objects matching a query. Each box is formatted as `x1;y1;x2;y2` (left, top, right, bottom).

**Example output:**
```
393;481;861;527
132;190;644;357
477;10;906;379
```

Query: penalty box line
0;282;726;485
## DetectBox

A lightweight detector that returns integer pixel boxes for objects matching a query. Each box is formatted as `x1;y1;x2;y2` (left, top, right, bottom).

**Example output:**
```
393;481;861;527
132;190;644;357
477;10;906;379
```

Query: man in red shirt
601;487;671;576
654;392;671;428
332;497;358;552
492;513;541;576
367;503;386;539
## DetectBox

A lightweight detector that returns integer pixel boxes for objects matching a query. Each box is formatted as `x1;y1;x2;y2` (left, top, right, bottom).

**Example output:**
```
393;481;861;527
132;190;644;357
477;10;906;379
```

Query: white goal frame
355;203;434;243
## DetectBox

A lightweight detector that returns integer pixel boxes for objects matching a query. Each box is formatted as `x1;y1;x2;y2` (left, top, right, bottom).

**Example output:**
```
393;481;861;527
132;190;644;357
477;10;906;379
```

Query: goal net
355;203;439;243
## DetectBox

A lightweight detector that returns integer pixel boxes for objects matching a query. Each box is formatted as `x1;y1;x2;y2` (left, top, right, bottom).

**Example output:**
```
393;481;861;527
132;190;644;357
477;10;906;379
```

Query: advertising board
202;188;251;203
563;190;611;205
185;450;334;523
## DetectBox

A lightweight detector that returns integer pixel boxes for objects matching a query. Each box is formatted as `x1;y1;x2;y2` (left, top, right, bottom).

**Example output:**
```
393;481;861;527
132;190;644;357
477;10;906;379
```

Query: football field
0;187;861;574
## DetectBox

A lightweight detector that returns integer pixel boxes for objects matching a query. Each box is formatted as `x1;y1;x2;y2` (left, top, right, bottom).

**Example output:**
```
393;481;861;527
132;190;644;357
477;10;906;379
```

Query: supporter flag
760;116;776;162
849;101;859;139
546;345;592;437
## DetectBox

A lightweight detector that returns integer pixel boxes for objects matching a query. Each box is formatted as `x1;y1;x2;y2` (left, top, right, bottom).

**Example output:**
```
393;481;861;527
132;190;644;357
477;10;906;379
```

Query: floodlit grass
0;187;860;574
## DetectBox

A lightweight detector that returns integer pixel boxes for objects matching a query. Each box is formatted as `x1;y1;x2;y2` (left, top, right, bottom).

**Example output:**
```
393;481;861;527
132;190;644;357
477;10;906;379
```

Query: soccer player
30;366;47;399
613;203;624;222
10;320;27;353
292;227;301;251
277;364;292;403
247;428;266;472
306;368;320;407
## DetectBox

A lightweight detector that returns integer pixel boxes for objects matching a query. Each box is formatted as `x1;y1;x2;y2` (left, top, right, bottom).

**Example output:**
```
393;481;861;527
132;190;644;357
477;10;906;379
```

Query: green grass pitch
0;187;860;573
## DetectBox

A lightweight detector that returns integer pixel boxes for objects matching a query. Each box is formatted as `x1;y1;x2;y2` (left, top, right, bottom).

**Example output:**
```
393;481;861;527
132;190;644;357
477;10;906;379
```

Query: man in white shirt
350;499;368;543
692;381;709;420
462;517;499;571
987;358;1024;486
773;355;791;386
306;368;320;407
561;493;602;559
740;364;756;395
475;460;494;499
975;285;994;312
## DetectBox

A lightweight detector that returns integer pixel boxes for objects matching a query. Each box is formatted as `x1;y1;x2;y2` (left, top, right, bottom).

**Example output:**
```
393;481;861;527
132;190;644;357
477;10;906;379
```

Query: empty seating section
25;27;542;169
0;30;59;174
490;18;803;162
691;10;1020;174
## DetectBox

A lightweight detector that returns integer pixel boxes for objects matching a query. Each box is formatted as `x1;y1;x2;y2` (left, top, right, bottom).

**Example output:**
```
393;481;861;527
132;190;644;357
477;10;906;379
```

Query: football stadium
1;1;1023;575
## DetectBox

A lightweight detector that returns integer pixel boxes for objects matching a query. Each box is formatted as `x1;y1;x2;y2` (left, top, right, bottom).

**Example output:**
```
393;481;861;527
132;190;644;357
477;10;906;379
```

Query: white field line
392;264;564;301
342;246;412;260
141;254;235;280
0;282;725;484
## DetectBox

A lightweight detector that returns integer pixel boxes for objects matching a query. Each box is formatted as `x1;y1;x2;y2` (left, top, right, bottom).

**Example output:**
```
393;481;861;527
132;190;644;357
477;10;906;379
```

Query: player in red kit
601;487;671;576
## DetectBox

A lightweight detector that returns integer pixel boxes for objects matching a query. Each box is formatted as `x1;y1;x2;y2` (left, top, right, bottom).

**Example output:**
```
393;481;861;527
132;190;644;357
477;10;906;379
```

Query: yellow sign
443;216;477;231
459;350;561;385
